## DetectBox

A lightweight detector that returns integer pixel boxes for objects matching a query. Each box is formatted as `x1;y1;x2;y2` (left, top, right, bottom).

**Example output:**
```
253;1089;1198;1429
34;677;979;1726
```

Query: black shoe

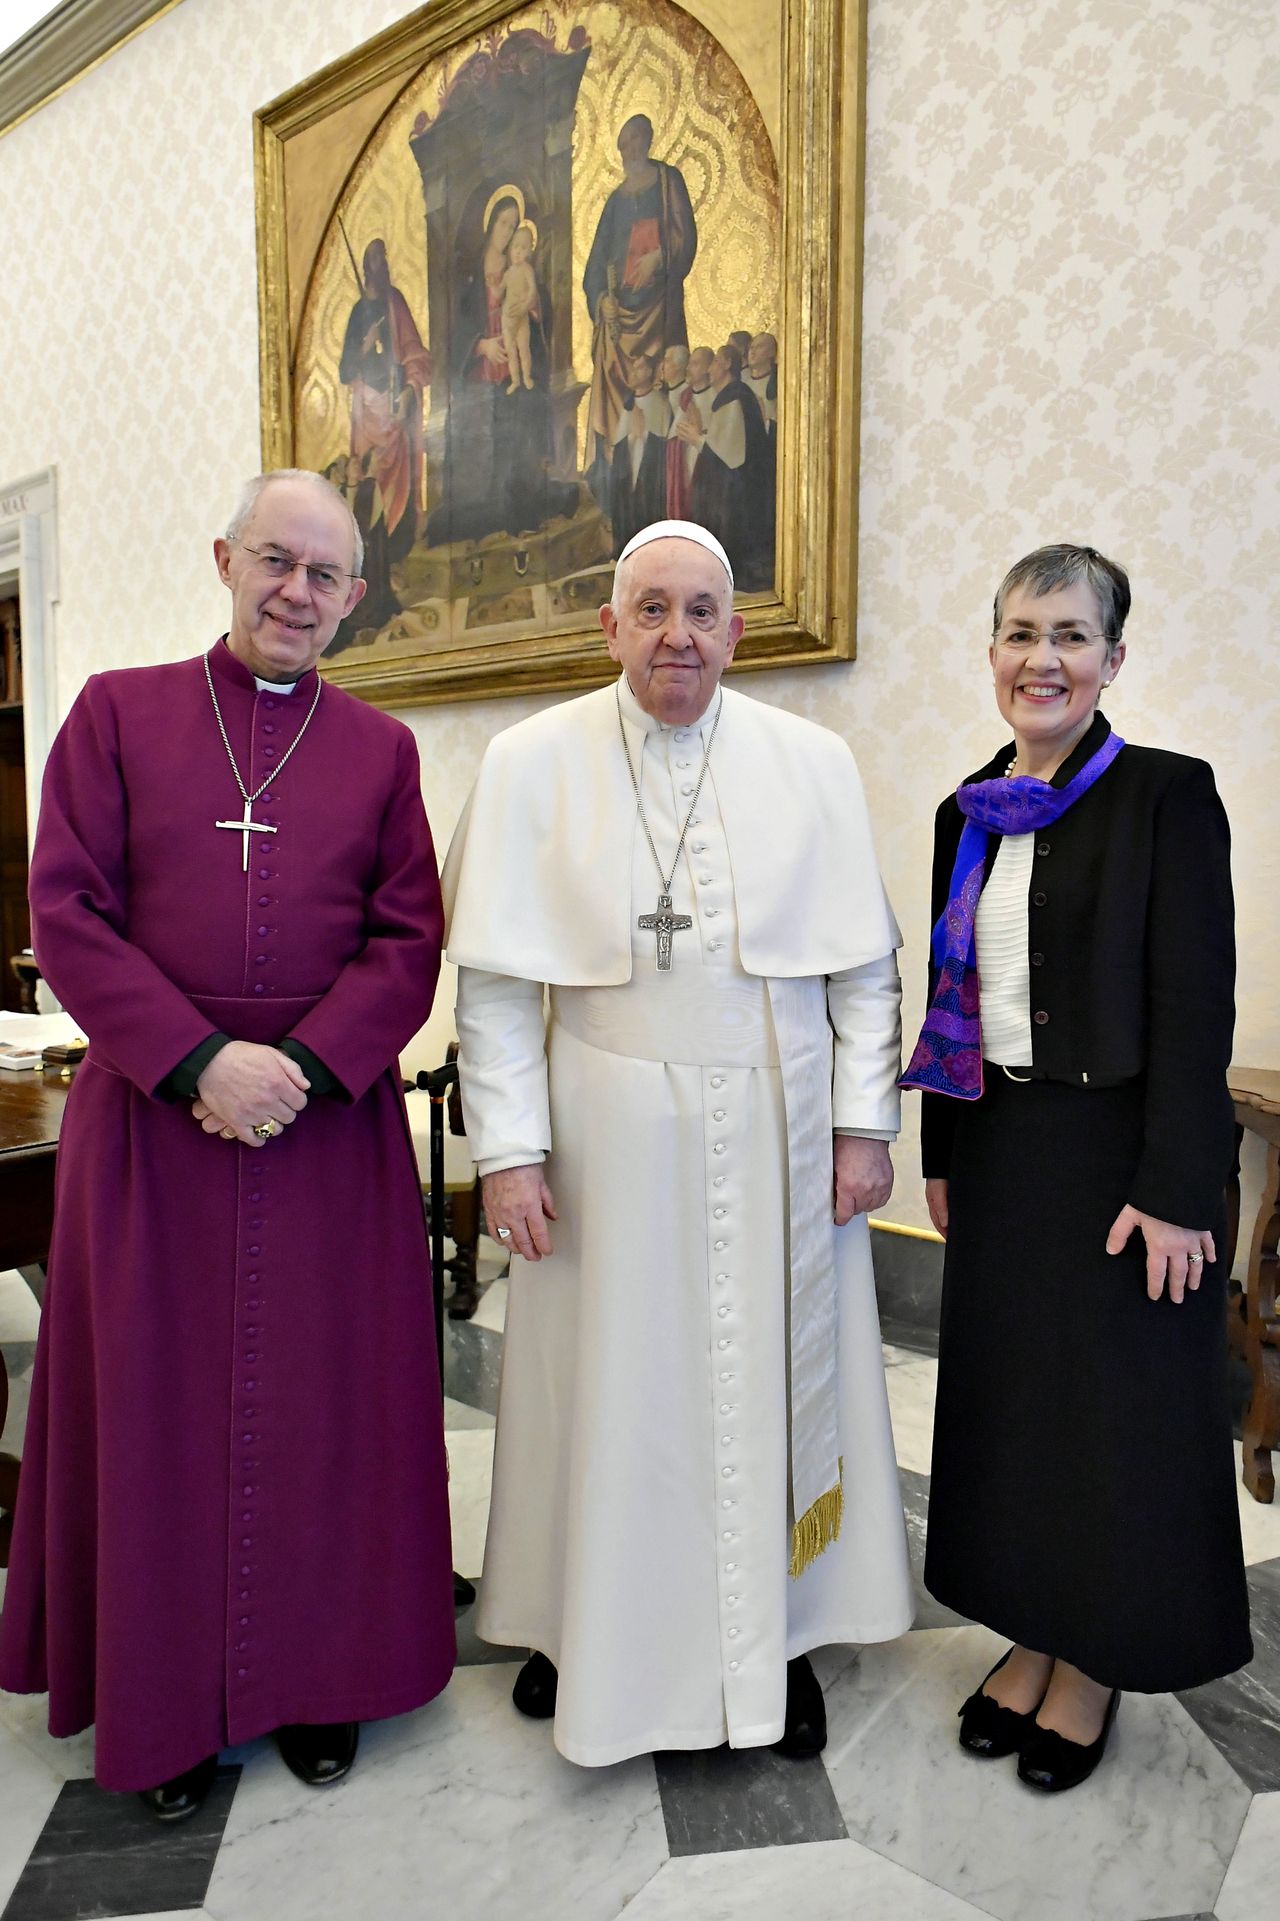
274;1721;359;1786
1018;1690;1120;1792
512;1650;558;1719
772;1654;827;1759
137;1755;218;1822
958;1649;1048;1759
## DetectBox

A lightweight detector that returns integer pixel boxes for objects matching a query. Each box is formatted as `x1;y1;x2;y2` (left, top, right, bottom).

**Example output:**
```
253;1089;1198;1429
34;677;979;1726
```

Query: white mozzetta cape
441;679;900;983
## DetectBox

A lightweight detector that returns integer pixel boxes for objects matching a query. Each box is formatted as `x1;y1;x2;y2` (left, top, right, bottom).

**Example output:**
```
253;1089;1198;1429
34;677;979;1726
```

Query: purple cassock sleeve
30;682;221;1097
284;727;444;1104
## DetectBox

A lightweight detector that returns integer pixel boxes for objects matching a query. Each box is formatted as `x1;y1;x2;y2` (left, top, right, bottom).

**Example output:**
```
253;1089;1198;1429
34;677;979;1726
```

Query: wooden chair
1226;1066;1280;1502
404;1043;485;1321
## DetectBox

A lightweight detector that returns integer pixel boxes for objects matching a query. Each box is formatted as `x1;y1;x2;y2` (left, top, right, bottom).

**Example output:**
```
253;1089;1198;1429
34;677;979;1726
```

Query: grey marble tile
442;1315;502;1418
205;1664;666;1921
899;1466;967;1631
1216;1787;1280;1921
443;1394;495;1431
881;1344;937;1477
824;1624;1250;1921
1178;1556;1280;1790
0;1721;61;1915
1;1342;35;1381
445;1427;494;1580
871;1227;942;1352
4;1768;239;1920
620;1836;995;1920
654;1743;847;1855
0;1271;40;1345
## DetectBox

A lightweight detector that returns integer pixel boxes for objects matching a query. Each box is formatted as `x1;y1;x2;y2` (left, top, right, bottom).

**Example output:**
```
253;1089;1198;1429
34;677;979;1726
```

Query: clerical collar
254;675;300;694
616;670;720;737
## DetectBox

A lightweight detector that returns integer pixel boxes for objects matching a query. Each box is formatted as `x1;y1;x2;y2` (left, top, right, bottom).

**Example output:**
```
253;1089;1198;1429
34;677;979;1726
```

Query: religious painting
256;0;865;706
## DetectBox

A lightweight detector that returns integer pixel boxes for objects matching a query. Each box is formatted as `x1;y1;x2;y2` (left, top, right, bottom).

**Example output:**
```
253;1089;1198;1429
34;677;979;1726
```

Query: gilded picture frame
254;0;866;708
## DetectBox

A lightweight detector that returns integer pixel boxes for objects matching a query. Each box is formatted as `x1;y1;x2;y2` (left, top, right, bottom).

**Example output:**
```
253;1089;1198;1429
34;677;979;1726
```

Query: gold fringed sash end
788;1460;844;1579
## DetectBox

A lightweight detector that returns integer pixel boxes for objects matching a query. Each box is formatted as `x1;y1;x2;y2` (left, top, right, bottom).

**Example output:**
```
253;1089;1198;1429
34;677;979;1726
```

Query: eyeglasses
237;543;357;598
994;626;1116;652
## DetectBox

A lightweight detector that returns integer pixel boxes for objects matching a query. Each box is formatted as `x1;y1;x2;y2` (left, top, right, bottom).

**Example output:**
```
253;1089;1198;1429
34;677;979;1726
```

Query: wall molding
0;466;60;852
0;0;180;137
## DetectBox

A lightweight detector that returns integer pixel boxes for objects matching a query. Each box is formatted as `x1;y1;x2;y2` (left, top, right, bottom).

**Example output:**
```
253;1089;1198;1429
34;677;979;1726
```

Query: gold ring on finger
253;1120;275;1141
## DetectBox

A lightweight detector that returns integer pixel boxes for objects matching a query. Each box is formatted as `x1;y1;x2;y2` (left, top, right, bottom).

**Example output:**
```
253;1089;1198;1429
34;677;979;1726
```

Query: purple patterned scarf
900;730;1124;1101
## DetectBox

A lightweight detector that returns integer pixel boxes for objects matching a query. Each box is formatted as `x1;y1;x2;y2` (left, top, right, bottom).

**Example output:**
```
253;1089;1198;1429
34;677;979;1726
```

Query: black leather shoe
958;1649;1048;1759
137;1755;218;1822
512;1651;558;1719
772;1654;827;1759
274;1721;359;1786
1018;1690;1120;1792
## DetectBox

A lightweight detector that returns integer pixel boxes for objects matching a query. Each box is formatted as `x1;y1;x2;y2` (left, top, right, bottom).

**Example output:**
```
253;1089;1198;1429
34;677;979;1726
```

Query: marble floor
1;1253;1278;1921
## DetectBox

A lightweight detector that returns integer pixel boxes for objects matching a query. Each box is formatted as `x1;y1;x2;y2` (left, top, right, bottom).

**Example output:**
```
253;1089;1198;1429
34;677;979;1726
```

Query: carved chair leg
1241;1141;1280;1503
447;1181;482;1322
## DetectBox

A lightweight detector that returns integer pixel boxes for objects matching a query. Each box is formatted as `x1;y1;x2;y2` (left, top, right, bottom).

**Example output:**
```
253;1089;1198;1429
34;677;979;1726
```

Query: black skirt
922;1069;1252;1692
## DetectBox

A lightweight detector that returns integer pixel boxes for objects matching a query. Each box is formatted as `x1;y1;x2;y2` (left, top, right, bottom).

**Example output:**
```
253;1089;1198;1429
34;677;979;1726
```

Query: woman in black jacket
903;544;1250;1792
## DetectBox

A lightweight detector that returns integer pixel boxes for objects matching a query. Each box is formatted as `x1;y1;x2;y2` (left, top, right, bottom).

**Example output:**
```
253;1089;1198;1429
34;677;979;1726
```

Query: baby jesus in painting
500;225;539;394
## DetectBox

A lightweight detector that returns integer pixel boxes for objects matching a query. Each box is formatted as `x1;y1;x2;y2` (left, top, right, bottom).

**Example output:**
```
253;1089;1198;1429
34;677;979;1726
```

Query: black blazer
918;712;1236;1228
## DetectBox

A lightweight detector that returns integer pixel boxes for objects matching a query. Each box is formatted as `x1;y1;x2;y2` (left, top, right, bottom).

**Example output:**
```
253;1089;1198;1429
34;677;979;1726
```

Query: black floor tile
655;1744;847;1855
1177;1555;1280;1790
2;1767;239;1921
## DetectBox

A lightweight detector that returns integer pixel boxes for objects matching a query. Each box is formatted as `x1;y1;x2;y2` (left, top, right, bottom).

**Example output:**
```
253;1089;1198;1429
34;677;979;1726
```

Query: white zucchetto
615;520;734;590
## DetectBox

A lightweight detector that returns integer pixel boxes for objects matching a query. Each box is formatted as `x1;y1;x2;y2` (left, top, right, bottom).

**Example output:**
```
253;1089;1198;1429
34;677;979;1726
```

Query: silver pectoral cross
215;797;277;872
638;893;693;972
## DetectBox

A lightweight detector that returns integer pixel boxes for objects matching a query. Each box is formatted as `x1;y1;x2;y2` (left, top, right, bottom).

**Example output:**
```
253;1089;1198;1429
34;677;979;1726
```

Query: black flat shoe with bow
1018;1690;1120;1792
958;1650;1048;1759
512;1650;559;1719
772;1654;827;1759
137;1754;218;1822
274;1720;359;1786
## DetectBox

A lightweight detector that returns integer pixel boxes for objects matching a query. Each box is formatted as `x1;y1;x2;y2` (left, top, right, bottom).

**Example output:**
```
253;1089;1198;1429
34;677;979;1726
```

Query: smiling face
214;477;365;682
990;579;1124;770
600;537;743;725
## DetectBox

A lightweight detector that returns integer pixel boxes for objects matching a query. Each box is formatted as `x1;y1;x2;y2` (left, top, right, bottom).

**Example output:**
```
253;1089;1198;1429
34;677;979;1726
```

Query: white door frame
0;465;60;856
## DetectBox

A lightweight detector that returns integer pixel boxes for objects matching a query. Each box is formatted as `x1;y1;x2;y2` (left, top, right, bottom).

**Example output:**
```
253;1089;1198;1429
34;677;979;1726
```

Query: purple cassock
0;640;456;1791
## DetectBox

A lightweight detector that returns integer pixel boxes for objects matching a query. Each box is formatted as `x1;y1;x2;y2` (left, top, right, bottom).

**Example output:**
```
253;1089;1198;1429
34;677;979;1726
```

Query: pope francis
442;521;912;1765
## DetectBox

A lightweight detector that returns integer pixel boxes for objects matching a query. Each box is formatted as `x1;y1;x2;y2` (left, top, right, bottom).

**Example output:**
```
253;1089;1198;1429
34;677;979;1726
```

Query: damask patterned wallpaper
0;0;1276;1229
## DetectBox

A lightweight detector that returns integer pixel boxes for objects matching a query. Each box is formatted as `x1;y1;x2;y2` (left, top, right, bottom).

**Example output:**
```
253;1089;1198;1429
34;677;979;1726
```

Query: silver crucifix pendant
638;892;693;972
215;797;278;872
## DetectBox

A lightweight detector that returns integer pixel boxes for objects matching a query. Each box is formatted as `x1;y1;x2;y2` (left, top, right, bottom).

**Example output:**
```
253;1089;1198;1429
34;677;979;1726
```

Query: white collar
254;675;300;695
616;670;720;738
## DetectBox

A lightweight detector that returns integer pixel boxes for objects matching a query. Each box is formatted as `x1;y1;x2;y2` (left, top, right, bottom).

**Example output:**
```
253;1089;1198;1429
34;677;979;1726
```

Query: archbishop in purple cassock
0;470;455;1807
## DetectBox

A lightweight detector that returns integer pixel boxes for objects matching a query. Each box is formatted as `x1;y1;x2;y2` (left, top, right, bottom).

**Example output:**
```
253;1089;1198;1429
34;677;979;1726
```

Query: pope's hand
482;1164;557;1262
193;1041;309;1147
833;1136;893;1224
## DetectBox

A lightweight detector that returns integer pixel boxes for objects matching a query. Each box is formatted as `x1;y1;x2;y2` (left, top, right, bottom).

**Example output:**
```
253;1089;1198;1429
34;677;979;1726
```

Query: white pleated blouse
974;831;1035;1068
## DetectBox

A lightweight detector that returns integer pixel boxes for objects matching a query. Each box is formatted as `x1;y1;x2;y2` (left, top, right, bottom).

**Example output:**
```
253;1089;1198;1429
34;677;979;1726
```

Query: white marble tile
444;1394;495;1431
205;1663;667;1921
621;1838;994;1921
0;1686;97;1782
1216;1788;1280;1921
0;1352;33;1457
880;1343;937;1477
1236;1443;1280;1567
824;1624;1250;1921
0;1717;61;1912
0;1267;40;1343
470;1272;508;1334
447;1427;495;1580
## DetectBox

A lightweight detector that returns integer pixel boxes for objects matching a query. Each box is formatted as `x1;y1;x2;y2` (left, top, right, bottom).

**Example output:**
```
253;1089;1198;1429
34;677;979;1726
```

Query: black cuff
279;1038;344;1100
158;1033;230;1103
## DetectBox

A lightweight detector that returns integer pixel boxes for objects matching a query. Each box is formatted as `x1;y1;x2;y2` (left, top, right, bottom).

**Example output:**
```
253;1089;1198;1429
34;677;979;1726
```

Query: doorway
0;592;29;1011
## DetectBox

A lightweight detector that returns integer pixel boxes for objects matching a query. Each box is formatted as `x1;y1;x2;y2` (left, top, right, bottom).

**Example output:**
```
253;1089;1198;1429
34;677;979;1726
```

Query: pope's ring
253;1120;276;1141
495;1226;513;1240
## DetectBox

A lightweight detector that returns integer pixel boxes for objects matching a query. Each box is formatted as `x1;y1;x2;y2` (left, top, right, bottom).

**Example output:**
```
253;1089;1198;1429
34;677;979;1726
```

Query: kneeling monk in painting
442;519;913;1765
0;470;455;1818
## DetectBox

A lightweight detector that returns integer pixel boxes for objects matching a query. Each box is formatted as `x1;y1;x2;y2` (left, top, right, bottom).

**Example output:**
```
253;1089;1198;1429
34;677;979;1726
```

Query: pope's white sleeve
454;966;551;1176
827;951;903;1138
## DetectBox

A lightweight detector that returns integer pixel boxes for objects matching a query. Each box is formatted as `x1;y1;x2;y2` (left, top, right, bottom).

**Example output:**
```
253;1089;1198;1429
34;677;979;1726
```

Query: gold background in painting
293;0;780;484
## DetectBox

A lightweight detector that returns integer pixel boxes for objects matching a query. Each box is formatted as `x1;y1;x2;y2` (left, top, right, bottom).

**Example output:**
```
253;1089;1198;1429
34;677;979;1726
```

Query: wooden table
1226;1067;1280;1503
0;1064;71;1561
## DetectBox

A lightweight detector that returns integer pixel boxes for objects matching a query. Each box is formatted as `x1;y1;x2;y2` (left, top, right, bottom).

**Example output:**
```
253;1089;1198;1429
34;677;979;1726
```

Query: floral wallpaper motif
0;0;1276;1228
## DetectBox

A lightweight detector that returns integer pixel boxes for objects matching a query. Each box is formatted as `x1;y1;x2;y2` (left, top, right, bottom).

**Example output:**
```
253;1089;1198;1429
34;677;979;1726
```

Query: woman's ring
1188;1251;1204;1264
253;1120;275;1141
495;1226;512;1240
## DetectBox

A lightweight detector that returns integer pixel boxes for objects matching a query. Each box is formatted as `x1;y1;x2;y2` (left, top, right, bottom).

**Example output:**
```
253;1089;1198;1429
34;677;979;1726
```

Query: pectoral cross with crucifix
638;893;692;972
215;798;278;872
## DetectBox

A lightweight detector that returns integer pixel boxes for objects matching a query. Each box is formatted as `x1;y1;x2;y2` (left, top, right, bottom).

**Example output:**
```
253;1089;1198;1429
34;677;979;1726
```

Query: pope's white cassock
442;672;913;1766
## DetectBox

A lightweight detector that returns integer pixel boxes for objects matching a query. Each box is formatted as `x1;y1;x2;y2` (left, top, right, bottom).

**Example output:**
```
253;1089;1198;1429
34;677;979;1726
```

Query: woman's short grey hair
225;468;364;578
993;544;1130;645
